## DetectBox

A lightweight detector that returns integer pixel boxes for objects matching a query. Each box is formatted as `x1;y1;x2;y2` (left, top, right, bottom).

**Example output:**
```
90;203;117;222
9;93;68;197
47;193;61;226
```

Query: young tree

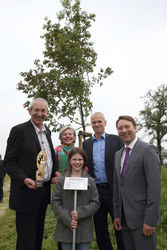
17;0;113;132
138;84;167;165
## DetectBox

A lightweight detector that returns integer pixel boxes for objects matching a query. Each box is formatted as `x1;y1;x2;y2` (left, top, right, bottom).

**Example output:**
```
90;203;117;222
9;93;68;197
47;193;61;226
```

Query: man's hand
114;218;122;231
143;223;156;236
24;178;36;189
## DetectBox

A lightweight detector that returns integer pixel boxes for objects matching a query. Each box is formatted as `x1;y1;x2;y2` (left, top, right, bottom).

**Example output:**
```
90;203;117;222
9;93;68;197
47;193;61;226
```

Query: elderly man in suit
83;112;125;250
113;115;161;250
4;98;57;250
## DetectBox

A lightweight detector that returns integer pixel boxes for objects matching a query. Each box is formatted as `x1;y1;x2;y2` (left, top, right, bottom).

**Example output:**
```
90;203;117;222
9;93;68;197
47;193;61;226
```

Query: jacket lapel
27;120;41;150
116;148;124;183
105;133;109;160
45;126;52;146
90;137;94;167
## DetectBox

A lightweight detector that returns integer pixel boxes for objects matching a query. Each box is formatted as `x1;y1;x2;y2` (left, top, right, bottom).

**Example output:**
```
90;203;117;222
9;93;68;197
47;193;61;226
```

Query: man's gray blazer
113;138;161;229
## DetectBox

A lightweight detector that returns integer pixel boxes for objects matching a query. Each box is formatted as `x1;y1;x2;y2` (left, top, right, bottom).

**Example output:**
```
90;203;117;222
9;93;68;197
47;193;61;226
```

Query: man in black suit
4;98;57;250
83;112;125;250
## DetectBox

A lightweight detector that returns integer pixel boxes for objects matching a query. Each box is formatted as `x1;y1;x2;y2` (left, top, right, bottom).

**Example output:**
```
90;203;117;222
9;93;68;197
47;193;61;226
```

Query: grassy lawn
0;167;167;250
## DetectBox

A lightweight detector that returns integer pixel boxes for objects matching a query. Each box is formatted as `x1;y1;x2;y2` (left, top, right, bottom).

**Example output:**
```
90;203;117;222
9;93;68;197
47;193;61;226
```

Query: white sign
64;177;88;190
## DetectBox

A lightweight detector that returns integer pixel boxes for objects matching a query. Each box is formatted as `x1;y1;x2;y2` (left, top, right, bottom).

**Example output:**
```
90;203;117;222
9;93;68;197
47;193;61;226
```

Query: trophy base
35;179;44;188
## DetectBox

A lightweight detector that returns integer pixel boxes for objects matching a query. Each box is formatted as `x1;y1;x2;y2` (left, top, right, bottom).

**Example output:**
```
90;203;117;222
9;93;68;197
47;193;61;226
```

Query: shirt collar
93;132;106;141
31;120;46;134
124;137;138;150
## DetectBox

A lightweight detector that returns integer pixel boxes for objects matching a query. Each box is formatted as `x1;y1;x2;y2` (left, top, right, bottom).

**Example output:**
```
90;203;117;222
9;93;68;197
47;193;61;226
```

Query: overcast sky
0;0;167;156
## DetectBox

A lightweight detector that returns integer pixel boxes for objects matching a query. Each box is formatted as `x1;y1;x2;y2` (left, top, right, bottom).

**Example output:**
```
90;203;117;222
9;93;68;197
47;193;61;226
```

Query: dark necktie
121;147;130;178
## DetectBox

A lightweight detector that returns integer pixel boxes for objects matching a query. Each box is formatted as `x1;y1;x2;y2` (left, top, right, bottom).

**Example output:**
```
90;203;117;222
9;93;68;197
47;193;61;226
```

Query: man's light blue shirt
93;133;108;183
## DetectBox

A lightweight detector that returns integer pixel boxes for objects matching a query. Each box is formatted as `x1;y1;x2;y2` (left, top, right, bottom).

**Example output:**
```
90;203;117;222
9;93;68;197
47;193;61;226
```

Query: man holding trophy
4;98;57;250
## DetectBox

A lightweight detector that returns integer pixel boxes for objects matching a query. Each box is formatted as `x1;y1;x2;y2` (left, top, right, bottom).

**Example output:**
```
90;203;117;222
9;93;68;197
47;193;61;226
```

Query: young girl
51;147;100;250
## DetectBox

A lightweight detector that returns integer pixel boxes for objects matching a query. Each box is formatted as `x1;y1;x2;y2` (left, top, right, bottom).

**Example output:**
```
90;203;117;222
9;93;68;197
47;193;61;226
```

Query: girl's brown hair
68;147;88;170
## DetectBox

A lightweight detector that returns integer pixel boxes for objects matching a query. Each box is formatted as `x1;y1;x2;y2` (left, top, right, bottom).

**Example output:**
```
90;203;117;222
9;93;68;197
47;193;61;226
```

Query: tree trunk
157;137;162;165
79;101;86;131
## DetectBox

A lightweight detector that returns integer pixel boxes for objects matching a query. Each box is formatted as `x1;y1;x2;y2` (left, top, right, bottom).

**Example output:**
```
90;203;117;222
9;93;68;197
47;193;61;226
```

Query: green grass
156;167;167;250
0;168;167;250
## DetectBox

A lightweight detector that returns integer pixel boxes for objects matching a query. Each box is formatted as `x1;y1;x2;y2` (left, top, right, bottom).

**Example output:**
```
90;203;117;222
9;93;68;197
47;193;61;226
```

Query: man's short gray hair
29;98;48;111
91;112;106;122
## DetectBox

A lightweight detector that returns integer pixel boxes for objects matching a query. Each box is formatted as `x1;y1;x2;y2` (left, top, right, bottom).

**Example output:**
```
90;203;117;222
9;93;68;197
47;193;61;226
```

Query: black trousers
16;185;50;250
58;242;62;250
94;185;125;250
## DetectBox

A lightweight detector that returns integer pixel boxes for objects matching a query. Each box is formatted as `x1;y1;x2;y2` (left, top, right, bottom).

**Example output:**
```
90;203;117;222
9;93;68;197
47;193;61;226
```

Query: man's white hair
29;98;48;111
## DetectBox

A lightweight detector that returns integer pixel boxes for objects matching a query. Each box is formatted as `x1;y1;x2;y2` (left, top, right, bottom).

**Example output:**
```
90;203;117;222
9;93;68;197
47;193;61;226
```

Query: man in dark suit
4;98;57;250
113;115;161;250
83;112;125;250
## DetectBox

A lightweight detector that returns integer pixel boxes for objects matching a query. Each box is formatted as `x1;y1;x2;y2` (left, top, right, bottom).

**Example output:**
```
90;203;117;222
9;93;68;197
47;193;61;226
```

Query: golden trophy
35;150;47;187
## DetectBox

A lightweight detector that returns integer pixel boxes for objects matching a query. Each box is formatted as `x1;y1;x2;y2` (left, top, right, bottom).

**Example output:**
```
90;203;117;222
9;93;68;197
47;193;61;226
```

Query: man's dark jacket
83;133;123;189
4;120;57;213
